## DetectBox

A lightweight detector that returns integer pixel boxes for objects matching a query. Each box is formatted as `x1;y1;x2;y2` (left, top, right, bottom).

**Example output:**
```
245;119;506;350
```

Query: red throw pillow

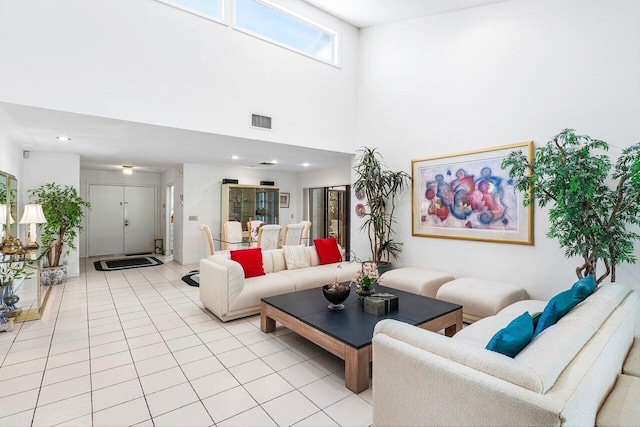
230;248;265;278
314;237;342;265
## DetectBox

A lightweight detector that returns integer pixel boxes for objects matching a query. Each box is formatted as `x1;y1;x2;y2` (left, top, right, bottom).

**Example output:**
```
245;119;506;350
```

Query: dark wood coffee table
260;284;462;393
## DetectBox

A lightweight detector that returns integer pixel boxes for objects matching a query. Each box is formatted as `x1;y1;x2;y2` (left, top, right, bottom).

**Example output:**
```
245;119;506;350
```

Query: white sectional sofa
372;283;640;426
199;246;362;322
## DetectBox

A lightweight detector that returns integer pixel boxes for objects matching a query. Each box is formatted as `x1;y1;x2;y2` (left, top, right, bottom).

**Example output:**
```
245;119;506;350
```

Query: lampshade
19;204;47;224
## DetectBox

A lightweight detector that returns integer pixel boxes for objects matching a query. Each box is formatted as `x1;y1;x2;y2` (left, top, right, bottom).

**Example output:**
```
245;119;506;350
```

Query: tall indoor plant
29;183;90;284
353;147;411;266
502;129;640;284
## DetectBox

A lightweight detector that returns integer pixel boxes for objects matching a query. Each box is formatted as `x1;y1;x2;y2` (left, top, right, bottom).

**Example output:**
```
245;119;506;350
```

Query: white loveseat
372;283;640;426
199;246;362;322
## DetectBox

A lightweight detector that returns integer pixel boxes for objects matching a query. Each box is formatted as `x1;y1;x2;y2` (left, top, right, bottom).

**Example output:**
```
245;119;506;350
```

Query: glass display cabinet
221;184;280;232
3;248;51;325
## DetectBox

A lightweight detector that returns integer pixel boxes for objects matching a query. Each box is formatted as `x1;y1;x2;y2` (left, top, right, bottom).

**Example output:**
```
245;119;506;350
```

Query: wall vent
252;114;272;130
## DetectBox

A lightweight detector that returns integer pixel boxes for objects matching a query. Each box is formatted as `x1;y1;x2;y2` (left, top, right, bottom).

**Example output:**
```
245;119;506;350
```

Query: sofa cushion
317;261;362;284
279;268;337;291
596;374;640;427
572;275;596;300
486;312;534;358
283;245;310;270
230;248;265;278
314;238;342;264
534;276;597;337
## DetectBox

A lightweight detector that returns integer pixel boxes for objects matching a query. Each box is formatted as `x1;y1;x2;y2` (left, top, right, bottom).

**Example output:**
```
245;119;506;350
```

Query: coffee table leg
444;309;463;337
345;346;370;393
261;304;276;333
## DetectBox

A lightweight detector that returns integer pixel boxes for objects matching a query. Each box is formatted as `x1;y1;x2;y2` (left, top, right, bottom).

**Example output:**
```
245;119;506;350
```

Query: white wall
0;0;359;154
178;164;302;264
356;0;640;299
22;152;81;277
79;169;162;257
0;134;22;180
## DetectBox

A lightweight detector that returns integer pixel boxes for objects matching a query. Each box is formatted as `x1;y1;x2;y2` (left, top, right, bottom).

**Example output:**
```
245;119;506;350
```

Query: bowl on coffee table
322;282;351;310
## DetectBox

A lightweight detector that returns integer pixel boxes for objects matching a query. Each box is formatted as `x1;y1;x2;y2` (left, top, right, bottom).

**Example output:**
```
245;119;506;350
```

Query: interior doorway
307;185;350;257
88;185;156;256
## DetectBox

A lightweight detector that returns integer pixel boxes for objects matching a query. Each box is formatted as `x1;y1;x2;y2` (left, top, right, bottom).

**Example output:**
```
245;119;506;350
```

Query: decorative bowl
322;283;351;310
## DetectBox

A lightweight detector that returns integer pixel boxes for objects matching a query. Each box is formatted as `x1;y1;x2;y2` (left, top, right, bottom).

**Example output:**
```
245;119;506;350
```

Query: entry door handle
124;220;129;227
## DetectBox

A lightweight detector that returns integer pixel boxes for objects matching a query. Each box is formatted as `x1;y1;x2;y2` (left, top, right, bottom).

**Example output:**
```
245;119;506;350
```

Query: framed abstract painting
411;141;534;245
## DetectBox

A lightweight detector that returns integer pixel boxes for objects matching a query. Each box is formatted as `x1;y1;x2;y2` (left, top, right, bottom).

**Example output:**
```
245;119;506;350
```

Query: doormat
181;270;199;287
94;256;163;271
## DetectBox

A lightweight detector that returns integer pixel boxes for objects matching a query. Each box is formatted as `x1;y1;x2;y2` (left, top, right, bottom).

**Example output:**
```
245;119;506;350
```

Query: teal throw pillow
533;289;576;338
531;312;542;330
486;312;534;358
572;275;596;301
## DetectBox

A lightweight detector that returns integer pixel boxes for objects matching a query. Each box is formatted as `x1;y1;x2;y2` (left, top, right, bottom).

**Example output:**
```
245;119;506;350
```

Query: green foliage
0;259;34;286
28;183;91;267
353;147;411;264
502;129;640;283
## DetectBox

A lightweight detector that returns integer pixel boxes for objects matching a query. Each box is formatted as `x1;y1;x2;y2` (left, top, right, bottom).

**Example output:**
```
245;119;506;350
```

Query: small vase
3;280;19;311
0;285;13;331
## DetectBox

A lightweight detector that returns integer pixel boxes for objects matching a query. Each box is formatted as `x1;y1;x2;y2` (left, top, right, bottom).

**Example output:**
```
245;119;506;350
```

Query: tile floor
0;256;373;427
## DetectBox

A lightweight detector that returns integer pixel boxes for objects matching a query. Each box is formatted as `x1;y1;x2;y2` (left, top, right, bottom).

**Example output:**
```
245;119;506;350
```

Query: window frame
232;0;340;67
155;0;226;25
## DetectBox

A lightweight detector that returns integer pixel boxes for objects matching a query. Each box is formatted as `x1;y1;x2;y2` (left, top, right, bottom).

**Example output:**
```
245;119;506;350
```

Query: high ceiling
0;103;352;173
303;0;509;28
1;1;510;174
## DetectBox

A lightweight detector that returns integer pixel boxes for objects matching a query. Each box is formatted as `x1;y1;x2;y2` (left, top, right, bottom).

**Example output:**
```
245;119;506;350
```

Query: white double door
89;185;156;256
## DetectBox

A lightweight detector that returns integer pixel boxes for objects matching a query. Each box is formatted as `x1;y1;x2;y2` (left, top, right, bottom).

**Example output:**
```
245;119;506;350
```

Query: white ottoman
378;267;454;298
436;277;528;323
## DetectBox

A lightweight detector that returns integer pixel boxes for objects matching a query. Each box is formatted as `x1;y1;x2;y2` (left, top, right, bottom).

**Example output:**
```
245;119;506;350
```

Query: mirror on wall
0;170;17;239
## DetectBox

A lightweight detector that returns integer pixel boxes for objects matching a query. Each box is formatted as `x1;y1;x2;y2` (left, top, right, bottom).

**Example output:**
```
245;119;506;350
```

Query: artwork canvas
412;142;533;244
279;193;290;208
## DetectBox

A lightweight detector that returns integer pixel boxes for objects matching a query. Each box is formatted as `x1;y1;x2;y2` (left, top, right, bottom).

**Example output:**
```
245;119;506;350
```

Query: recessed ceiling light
56;136;71;141
302;163;309;167
122;166;133;175
231;155;239;160
271;160;278;164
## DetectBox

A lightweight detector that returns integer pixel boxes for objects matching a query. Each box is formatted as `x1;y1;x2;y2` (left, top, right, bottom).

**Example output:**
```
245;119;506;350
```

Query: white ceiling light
302;162;309;167
271;160;278;164
122;166;133;175
231;155;239;160
56;136;71;141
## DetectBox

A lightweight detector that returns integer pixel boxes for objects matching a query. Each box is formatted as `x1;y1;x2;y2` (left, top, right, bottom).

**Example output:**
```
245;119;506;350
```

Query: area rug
94;256;164;271
181;270;200;287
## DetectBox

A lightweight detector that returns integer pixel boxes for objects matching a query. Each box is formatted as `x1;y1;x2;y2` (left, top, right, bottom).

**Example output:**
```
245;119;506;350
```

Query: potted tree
502;129;640;284
353;147;411;273
28;183;91;285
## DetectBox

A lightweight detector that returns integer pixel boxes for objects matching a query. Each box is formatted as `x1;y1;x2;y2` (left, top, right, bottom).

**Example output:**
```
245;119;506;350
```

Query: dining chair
199;224;214;257
257;225;281;250
222;221;243;250
300;220;312;246
282;223;304;246
247;220;264;248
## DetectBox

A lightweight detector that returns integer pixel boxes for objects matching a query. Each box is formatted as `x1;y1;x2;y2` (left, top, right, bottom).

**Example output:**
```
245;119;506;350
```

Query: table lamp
0;204;15;240
19;204;47;248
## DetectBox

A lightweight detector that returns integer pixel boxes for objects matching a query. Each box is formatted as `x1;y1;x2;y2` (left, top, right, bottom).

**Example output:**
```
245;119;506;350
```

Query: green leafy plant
0;258;33;286
28;183;91;267
353;147;411;264
502;129;640;283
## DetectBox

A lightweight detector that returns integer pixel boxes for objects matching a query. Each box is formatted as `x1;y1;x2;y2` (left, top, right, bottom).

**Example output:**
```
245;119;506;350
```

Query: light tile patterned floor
0;256;373;427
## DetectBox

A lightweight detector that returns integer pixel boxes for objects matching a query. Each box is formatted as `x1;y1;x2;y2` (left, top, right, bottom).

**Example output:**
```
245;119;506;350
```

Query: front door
88;185;156;256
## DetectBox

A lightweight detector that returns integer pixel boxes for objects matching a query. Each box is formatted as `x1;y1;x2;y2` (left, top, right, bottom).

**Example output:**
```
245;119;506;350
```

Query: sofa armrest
199;257;245;320
373;329;563;426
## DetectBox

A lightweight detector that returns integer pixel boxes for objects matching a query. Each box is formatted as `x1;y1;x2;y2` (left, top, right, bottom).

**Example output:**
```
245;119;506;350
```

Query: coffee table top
261;284;461;349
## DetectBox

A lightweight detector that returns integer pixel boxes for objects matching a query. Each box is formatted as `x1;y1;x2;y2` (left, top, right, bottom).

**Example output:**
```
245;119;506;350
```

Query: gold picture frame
279;192;290;208
412;141;534;245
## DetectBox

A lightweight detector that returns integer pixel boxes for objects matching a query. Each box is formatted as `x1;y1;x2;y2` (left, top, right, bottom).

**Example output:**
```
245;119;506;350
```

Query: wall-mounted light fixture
122;166;133;175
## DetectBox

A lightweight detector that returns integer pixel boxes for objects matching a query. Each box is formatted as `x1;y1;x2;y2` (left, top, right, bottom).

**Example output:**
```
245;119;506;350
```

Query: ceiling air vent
259;161;277;166
252;114;272;130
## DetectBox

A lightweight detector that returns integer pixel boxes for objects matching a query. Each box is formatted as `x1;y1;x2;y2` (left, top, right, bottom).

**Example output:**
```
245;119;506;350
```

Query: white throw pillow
283;245;310;270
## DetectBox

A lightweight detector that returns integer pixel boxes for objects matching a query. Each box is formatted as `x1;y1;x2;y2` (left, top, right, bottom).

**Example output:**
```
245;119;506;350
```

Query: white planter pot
41;266;67;286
